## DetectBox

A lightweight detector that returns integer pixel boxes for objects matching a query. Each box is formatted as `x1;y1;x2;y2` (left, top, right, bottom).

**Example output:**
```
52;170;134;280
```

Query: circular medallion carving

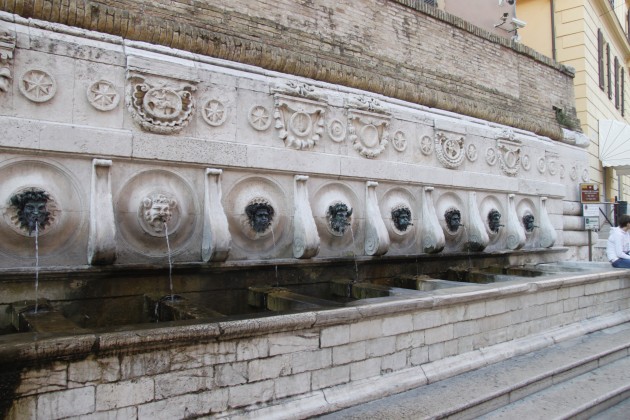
19;69;56;103
87;80;120;111
570;165;578;181
435;133;465;169
537;157;546;174
248;105;272;131
485;148;497;165
521;154;531;171
143;88;183;119
392;130;407;152
289;111;313;137
582;168;590;182
548;160;557;176
360;124;380;148
201;99;227;126
420;135;433;155
559;164;565;179
328;119;346;143
466;144;478;162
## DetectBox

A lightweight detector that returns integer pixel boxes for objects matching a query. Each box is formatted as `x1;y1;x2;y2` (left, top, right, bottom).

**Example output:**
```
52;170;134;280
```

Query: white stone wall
0;16;592;267
4;269;630;419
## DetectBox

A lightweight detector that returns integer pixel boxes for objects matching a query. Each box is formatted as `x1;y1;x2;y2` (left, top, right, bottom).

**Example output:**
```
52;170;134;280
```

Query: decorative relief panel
273;94;326;150
0;30;15;93
435;132;465;169
495;129;522;177
126;73;196;134
486;147;497;166
87;80;120;111
346;96;391;159
521;154;531;171
19;69;56;103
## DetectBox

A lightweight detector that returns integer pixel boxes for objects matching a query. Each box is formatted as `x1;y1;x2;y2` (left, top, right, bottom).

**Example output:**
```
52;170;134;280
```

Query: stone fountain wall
0;14;591;269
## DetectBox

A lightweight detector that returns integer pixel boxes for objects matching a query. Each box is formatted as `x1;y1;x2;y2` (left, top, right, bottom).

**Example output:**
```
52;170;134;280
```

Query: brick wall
0;0;578;141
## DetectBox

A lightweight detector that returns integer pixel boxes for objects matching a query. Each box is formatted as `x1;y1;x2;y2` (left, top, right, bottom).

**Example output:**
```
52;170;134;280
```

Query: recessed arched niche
0;158;85;262
312;181;361;255
224;175;288;257
115;169;199;259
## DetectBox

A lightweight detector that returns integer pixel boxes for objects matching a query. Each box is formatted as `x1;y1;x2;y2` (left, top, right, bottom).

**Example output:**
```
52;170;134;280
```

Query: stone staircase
317;322;630;420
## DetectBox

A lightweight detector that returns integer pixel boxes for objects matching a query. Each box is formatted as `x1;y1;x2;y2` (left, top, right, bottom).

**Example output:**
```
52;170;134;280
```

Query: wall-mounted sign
582;204;599;217
580;183;600;204
584;216;599;230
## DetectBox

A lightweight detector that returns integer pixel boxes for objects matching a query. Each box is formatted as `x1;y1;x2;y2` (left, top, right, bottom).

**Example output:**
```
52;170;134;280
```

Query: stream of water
34;223;39;313
164;223;174;301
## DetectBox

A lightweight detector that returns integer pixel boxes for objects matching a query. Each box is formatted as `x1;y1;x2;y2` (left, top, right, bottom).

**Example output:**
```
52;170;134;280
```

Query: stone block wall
3;268;630;418
0;0;578;140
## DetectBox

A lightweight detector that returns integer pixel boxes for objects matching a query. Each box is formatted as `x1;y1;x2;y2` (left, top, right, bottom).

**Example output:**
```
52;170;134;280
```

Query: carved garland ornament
435;132;465;169
127;75;196;134
273;94;326;150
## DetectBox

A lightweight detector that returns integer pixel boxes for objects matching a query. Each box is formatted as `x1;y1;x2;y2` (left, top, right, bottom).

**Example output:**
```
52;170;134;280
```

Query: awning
599;120;630;175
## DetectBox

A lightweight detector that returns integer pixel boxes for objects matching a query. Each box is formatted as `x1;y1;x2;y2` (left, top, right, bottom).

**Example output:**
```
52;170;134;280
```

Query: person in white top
606;214;630;268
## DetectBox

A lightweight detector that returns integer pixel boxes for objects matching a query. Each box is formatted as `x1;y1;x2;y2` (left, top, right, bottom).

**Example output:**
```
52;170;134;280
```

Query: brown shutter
623;69;626;116
615;57;620;109
607;44;612;99
599;30;605;90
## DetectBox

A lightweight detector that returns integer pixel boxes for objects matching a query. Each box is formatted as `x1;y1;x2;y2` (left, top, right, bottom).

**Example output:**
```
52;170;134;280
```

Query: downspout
550;0;557;60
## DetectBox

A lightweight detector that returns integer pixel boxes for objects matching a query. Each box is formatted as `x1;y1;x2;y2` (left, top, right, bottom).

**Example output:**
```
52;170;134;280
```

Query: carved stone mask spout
522;214;538;232
392;207;413;232
328;203;353;235
143;194;177;233
10;189;51;235
246;201;275;233
444;208;463;233
487;209;504;233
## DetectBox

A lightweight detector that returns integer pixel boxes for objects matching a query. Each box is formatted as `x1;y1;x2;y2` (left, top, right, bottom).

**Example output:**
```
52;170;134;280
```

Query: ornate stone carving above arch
495;128;521;177
346;96;391;159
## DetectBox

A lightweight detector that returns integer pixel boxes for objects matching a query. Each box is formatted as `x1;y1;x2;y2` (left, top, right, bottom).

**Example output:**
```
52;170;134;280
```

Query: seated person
606;214;630;268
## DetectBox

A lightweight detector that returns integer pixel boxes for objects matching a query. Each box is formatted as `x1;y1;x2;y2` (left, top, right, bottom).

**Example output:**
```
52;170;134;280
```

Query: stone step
478;356;630;420
590;393;630;420
316;322;630;420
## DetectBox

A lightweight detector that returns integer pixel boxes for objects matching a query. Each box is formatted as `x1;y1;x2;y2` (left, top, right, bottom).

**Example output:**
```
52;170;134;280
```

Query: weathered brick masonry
0;0;577;140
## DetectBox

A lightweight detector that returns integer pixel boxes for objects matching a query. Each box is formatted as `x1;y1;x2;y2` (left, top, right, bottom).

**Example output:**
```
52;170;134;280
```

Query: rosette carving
127;74;196;134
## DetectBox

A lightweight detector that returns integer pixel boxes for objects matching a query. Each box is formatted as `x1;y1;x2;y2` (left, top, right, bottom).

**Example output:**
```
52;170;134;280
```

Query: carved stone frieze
486;147;497;166
273;94;326;150
87;80;120;111
272;80;326;102
521;154;531;171
495;129;522;177
0;30;15;93
435;132;465;169
19;69;56;103
126;74;196;134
